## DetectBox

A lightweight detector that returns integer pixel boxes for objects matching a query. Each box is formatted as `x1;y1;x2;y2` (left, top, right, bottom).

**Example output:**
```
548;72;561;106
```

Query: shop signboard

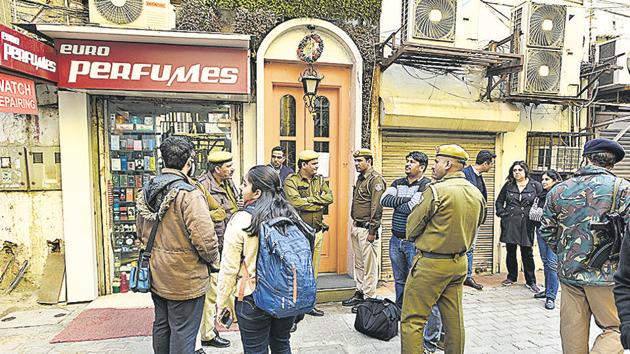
55;39;249;94
0;25;58;82
0;72;38;115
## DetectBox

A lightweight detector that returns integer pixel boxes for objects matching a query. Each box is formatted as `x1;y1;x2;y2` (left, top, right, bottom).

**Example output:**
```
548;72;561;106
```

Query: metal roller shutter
599;129;630;179
380;131;497;280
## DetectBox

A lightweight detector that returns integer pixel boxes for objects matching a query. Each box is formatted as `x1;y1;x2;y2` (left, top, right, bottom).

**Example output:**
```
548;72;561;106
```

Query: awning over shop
381;96;520;132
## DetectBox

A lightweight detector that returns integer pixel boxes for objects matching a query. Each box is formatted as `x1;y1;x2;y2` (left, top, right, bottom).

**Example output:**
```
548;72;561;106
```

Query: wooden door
265;62;351;274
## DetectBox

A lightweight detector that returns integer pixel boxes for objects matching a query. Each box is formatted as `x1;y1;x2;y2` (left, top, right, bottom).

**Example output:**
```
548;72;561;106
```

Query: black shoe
351;305;359;314
195;350;206;354
307;307;324;316
201;331;231;348
534;291;546;299
463;277;483;290
342;291;364;307
290;323;297;332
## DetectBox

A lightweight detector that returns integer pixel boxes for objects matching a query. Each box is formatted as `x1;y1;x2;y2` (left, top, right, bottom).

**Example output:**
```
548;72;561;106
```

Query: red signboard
55;40;249;94
0;25;57;82
0;73;38;114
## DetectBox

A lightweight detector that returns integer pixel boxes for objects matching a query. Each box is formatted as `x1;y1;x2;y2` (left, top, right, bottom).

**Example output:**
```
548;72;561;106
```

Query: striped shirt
380;176;431;238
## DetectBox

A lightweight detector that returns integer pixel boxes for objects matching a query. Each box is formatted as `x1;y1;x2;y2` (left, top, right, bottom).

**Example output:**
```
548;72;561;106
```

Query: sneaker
545;298;555;310
534;291;546;299
501;279;515;286
526;283;541;293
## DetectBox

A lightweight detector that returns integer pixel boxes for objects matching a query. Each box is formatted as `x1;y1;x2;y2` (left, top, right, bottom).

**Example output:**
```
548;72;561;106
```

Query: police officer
342;149;386;310
542;138;629;353
284;150;333;333
284;150;333;317
402;145;485;354
196;151;239;348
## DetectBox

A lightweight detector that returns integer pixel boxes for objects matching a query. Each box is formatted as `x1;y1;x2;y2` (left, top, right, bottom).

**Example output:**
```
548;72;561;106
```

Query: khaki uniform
402;171;485;354
191;179;228;342
351;167;385;298
284;172;334;279
198;173;239;248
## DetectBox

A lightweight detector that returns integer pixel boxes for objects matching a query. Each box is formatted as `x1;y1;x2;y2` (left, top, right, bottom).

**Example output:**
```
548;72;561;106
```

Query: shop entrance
264;62;351;274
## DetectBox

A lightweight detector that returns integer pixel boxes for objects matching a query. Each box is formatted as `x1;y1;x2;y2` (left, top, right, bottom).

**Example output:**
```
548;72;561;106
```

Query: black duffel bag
354;298;401;341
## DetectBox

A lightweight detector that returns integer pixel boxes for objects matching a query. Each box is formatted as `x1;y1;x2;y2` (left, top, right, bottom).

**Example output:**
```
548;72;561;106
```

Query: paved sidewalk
0;281;602;353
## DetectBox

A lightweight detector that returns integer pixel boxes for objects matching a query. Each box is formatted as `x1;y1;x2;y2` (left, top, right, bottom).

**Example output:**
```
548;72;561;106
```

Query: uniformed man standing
402;145;485;354
196;151;239;349
342;149;386;309
284;150;333;316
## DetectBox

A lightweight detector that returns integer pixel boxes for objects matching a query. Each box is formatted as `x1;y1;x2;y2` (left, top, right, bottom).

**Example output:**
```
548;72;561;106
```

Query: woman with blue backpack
216;165;316;354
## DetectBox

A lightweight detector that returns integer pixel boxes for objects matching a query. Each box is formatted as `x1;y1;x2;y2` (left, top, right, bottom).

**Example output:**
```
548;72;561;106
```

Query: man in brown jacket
136;136;219;354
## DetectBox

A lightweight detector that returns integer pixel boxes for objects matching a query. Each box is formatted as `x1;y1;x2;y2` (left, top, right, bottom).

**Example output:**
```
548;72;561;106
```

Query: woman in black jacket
496;161;542;292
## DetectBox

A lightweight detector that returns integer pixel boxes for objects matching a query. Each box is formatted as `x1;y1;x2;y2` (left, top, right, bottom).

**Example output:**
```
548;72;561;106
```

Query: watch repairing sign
0;73;38;115
55;39;249;94
0;25;57;82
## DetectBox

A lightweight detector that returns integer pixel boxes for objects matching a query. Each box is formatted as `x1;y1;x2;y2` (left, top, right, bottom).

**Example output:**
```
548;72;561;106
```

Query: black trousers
151;292;205;354
235;295;295;354
506;243;536;285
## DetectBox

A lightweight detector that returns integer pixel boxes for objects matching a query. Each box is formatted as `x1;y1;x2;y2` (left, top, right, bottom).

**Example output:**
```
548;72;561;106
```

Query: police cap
298;150;319;162
436;144;469;163
353;148;373;158
583;138;625;163
208;151;233;164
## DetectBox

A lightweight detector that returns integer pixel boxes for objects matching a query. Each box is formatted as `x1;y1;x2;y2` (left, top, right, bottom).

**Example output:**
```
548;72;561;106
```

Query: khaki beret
208;151;233;164
298;150;319;162
436;144;469;162
353;148;373;158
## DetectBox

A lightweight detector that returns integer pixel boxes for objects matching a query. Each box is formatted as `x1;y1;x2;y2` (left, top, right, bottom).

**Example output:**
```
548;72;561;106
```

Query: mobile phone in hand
220;308;233;329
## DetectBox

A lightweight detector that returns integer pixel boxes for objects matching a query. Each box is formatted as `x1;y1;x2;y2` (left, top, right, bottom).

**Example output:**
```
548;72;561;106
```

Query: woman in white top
216;165;307;354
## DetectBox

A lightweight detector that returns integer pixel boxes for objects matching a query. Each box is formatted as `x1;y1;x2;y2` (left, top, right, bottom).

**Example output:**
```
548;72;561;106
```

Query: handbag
130;220;159;293
529;197;543;222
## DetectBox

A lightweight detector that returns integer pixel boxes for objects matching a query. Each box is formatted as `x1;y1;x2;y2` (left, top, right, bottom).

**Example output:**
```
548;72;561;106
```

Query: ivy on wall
177;0;382;146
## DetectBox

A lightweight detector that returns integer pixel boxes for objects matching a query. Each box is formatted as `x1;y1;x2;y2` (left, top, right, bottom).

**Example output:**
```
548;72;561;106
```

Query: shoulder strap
611;177;623;213
144;221;160;255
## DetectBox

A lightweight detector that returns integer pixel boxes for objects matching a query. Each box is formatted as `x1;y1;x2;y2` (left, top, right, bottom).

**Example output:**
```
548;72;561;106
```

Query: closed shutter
380;131;497;280
599;129;630;179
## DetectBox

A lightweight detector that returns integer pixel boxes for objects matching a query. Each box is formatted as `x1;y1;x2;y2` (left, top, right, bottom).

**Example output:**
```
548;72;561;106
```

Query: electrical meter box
0;146;28;191
27;146;62;191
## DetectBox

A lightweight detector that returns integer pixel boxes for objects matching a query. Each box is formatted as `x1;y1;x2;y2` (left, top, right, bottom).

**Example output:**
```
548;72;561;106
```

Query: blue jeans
466;230;478;278
235;295;295;354
389;235;442;350
536;229;559;300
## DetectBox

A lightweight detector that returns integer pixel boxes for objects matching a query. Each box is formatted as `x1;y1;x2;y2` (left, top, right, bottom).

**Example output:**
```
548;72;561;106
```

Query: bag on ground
252;217;316;318
354;298;401;341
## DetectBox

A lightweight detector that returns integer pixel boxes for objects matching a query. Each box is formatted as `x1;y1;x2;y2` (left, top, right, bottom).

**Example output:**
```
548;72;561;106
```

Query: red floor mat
51;307;238;343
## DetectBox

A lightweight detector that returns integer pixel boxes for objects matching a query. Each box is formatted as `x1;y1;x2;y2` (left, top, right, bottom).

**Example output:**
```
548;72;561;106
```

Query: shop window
314;96;330;138
526;132;590;175
106;99;233;278
280;95;296;137
31;152;43;164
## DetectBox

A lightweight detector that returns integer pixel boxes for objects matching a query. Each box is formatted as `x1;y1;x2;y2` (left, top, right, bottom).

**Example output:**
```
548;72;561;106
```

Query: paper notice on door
319;153;330;178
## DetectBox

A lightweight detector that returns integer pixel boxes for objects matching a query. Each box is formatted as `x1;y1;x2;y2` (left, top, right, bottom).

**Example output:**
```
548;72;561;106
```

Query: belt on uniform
353;221;369;229
417;250;466;259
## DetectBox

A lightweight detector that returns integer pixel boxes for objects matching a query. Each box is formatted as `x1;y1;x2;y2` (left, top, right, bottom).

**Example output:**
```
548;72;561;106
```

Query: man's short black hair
271;146;286;157
160;136;194;170
476;150;496;165
406;151;428;167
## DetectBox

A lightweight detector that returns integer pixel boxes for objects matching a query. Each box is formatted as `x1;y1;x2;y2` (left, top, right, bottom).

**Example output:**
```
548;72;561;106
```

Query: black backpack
354;298;401;341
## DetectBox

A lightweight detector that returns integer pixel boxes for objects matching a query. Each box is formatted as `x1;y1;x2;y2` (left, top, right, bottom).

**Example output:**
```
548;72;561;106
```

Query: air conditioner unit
532;146;581;172
510;1;586;96
401;0;480;49
597;38;630;88
89;0;176;30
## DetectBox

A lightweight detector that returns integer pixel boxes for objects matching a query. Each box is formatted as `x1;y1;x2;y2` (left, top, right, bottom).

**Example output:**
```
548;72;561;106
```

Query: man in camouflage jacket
541;138;629;354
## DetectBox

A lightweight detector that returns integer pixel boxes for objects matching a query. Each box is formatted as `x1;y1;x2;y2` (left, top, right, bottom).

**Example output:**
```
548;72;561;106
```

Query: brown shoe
464;277;483;290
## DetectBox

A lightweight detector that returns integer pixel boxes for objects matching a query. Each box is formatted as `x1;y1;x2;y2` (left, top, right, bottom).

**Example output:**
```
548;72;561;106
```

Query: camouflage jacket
540;165;630;286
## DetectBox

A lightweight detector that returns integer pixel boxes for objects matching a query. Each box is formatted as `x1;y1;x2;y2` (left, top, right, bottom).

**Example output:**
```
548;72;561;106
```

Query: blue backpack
242;216;317;318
